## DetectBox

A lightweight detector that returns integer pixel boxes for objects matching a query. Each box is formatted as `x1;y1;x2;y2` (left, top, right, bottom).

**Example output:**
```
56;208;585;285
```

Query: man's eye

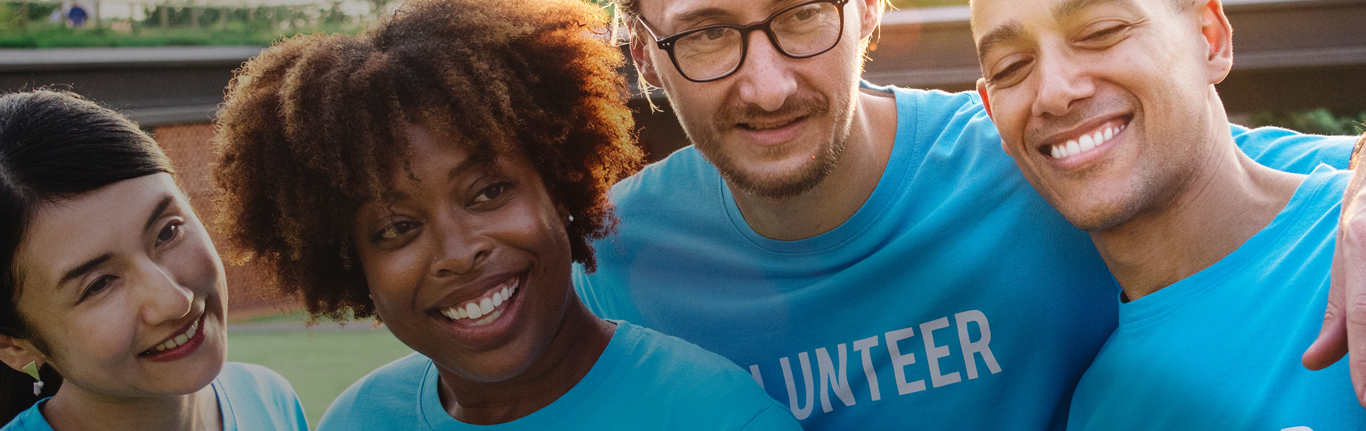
702;28;727;41
991;59;1031;85
156;221;183;246
473;183;510;204
1079;24;1128;46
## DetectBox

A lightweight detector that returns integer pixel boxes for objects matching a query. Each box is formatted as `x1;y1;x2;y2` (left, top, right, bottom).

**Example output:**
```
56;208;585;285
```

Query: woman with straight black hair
0;90;307;431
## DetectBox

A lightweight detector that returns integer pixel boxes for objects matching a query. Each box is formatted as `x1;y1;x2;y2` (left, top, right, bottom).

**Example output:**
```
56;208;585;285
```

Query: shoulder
608;146;718;208
0;402;51;431
606;322;798;428
317;353;431;428
217;363;308;430
219;362;295;393
1233;125;1356;172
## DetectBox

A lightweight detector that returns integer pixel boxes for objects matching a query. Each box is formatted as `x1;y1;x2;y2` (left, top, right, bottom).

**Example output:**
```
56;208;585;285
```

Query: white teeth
152;319;200;352
439;278;522;323
1048;122;1125;159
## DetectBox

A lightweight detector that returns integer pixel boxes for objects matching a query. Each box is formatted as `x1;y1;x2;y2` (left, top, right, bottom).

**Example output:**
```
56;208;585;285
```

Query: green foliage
0;21;359;48
1248;109;1366;136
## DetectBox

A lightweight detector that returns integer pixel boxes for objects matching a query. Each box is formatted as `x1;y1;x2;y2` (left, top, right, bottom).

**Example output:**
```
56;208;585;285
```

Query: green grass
226;328;414;429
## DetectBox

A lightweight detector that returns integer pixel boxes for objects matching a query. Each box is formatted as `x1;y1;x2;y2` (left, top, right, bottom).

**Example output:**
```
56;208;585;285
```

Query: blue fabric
1;362;307;431
315;321;800;430
572;85;1355;430
1067;166;1366;430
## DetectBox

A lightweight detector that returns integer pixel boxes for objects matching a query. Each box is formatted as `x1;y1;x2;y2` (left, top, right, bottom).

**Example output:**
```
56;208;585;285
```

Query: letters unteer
747;310;1003;420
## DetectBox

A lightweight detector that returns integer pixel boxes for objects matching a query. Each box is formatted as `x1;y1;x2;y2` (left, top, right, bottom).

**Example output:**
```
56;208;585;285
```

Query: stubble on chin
692;93;852;200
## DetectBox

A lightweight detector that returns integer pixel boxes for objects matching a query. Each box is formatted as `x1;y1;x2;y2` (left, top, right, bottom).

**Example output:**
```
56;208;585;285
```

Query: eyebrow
976;0;1137;60
58;253;112;287
666;0;787;31
975;20;1026;61
143;195;175;233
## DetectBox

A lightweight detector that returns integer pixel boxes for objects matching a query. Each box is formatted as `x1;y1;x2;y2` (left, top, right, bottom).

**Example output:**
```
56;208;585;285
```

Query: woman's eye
81;275;116;301
472;183;510;204
375;221;419;241
156;220;183;246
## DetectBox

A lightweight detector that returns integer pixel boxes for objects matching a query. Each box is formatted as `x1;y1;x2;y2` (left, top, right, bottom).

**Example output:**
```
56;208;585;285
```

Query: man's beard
689;92;852;200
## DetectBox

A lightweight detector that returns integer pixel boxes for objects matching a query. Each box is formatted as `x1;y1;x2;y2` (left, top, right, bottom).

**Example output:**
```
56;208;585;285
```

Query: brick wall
151;123;293;316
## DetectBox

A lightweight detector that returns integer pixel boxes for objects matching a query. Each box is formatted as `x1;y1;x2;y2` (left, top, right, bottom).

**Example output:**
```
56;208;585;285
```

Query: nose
428;213;491;278
137;260;194;326
734;30;798;112
1031;48;1095;118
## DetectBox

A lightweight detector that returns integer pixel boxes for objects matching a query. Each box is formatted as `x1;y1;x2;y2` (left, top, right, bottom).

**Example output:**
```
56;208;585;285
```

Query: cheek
357;245;427;317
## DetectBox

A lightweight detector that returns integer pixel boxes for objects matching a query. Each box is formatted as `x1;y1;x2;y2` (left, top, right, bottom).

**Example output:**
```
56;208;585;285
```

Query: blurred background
1;0;1363;427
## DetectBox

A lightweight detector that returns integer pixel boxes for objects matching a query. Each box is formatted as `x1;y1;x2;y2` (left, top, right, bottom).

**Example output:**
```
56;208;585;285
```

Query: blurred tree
1249;109;1366;136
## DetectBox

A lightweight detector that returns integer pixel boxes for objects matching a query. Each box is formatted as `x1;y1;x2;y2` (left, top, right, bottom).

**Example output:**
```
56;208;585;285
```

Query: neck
733;89;899;240
44;384;222;431
1092;112;1304;301
435;296;614;424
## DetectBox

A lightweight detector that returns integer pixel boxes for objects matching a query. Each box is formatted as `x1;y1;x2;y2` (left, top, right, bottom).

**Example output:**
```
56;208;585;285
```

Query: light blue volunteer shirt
315;320;800;431
573;84;1356;430
1;362;308;431
1067;166;1366;431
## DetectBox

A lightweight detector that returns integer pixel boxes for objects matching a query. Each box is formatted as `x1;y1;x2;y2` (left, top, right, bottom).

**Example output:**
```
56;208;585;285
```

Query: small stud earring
21;361;43;396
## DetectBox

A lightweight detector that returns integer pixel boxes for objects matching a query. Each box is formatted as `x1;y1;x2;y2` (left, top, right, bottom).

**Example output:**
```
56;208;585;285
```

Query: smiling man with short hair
973;0;1366;427
574;0;1363;428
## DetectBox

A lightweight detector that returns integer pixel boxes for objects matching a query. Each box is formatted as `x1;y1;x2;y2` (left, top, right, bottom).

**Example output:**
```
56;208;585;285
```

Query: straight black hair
0;90;174;424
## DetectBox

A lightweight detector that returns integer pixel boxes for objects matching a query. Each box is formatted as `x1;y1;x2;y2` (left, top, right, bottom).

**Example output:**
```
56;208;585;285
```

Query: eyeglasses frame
635;0;851;83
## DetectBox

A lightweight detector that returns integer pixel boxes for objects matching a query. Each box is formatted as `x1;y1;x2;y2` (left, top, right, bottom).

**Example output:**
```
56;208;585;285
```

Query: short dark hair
213;0;643;322
0;89;173;424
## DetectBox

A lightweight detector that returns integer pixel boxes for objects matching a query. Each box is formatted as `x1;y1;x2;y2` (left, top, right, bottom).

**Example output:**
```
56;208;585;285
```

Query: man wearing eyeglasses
573;0;1361;429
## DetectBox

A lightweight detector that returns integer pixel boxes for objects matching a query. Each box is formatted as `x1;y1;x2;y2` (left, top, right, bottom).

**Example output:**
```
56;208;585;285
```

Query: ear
0;334;44;376
629;31;664;88
1197;0;1233;84
976;78;994;121
857;0;885;41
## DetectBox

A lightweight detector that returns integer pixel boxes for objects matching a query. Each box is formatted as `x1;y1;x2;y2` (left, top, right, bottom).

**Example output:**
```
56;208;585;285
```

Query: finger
1304;223;1349;370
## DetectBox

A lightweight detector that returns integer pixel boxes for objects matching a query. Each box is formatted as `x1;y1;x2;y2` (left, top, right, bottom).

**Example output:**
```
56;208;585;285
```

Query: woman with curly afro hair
212;0;801;429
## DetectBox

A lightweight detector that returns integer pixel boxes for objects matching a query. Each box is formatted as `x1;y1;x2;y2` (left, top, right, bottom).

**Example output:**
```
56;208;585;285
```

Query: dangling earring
21;361;43;396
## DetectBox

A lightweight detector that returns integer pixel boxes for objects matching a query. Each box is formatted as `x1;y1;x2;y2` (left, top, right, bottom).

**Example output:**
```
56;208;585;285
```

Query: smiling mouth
436;274;521;327
138;313;206;359
1041;118;1130;159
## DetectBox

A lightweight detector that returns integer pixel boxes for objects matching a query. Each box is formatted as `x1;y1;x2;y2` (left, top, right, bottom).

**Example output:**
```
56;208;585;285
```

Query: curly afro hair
212;0;643;321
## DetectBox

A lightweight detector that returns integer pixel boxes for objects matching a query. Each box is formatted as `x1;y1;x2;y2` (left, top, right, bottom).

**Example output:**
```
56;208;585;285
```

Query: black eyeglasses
636;0;849;83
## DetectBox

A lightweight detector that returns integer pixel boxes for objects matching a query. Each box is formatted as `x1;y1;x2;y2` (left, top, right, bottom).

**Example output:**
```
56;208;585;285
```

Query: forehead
972;0;1151;35
639;0;795;27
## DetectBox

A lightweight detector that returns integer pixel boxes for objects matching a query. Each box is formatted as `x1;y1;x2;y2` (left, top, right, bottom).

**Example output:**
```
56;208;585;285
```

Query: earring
21;361;43;396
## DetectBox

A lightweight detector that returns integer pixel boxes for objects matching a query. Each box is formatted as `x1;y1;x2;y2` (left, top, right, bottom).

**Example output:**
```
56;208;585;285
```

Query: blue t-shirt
1067;166;1366;431
316;320;800;430
1;362;307;431
573;85;1356;430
